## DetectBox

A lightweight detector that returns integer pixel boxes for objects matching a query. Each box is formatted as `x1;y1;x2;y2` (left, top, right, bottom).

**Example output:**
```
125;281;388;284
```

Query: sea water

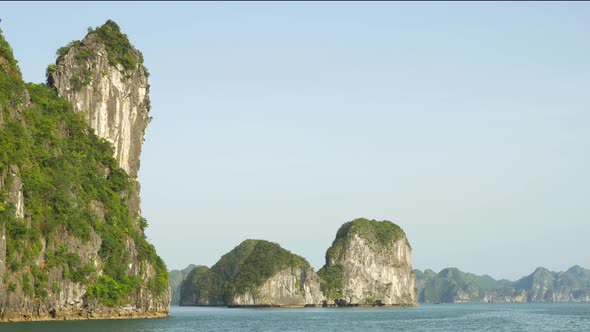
1;303;589;332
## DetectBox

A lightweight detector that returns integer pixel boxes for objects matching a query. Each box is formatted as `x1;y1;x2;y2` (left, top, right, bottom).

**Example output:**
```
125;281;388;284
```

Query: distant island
169;264;198;305
172;256;590;306
415;265;590;303
176;218;418;307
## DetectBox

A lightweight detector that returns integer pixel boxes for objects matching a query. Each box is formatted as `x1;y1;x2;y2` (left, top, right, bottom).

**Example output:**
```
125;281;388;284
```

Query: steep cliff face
0;21;169;322
180;240;324;307
182;220;417;307
49;20;150;219
319;218;417;306
230;267;324;307
49;20;149;182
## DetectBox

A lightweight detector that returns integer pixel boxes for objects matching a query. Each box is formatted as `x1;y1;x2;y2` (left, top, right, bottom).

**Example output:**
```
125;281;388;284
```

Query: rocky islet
179;218;418;308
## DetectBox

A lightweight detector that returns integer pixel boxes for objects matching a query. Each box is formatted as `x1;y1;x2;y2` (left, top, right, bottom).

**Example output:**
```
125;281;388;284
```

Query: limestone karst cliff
180;240;324;307
318;218;418;306
49;20;150;216
49;20;149;180
179;219;418;307
230;266;324;307
0;21;169;322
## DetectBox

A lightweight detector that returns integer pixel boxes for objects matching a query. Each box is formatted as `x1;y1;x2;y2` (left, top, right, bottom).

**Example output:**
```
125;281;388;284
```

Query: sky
1;2;589;281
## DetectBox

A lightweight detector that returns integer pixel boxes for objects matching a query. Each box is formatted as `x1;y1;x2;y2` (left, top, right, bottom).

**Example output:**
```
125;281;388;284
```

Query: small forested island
179;218;418;307
180;239;324;307
318;218;417;306
0;21;169;322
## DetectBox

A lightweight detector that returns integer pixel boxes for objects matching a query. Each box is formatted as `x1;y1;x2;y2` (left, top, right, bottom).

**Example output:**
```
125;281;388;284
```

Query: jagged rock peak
49;19;150;179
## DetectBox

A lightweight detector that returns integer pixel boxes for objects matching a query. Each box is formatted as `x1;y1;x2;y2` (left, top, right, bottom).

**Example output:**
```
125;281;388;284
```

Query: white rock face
338;234;417;305
52;35;150;180
321;219;418;306
0;23;170;322
7;165;24;219
230;267;324;306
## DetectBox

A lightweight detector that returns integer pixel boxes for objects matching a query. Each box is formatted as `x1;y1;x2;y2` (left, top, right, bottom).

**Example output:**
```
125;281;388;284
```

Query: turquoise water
1;303;589;331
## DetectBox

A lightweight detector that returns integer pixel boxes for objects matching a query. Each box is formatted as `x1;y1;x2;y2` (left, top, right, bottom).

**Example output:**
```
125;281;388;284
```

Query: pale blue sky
2;2;589;280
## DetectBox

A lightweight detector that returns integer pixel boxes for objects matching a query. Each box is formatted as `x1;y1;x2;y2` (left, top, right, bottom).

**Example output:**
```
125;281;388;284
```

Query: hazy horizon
2;2;589;281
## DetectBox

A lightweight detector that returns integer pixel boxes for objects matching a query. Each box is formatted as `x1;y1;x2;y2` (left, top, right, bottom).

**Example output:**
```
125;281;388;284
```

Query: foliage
138;215;149;231
317;218;408;299
334;218;407;247
85;275;139;307
224;240;310;298
317;264;343;300
22;273;33;296
0;27;25;105
51;282;60;294
170;264;198;305
0;30;167;307
90;20;143;72
180;240;311;305
324;218;406;269
75;47;95;63
31;265;48;299
204;239;258;304
48;20;147;95
70;69;92;91
179;265;210;305
45;244;93;284
55;40;81;63
148;256;169;293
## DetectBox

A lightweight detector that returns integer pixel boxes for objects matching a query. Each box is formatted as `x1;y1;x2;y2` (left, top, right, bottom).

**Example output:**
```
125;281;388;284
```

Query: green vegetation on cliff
88;20;144;72
324;218;407;265
317;264;343;300
180;265;210;305
169;264;198;305
0;27;25;105
51;19;147;84
0;28;166;307
318;218;408;300
225;240;310;297
180;240;310;305
204;239;259;304
336;218;406;246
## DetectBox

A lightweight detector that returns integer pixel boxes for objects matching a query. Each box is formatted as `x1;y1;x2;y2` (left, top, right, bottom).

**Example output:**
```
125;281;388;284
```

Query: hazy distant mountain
415;265;590;303
169;264;199;305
